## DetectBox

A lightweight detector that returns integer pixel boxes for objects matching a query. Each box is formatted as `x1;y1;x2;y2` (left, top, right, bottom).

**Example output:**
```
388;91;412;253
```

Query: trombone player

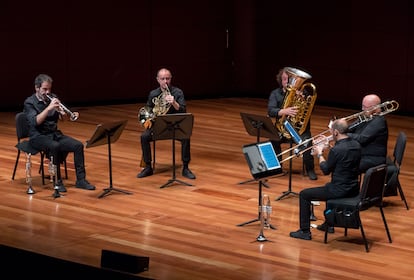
347;93;388;173
24;74;95;191
268;67;317;180
290;118;361;240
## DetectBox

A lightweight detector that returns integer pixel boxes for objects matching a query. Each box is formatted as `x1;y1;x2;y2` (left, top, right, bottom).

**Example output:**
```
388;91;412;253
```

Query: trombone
277;100;399;164
46;94;79;121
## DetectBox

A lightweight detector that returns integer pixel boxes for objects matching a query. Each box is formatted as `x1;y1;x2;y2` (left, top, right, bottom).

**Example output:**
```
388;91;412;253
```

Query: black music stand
275;121;304;201
152;113;194;189
237;141;282;229
86;120;132;198
239;112;281;188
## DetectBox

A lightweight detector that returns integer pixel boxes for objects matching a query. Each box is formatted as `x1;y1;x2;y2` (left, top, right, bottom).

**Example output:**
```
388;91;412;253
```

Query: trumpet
277;100;399;163
46;94;79;121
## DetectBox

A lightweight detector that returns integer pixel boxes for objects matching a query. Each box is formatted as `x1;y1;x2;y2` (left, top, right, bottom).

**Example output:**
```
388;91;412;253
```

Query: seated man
289;118;361;240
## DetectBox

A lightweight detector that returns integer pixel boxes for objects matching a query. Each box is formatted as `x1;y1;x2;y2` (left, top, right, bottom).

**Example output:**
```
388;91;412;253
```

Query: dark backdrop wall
1;0;413;115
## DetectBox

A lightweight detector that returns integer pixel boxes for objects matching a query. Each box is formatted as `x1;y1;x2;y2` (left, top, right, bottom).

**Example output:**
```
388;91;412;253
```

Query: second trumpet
47;94;79;121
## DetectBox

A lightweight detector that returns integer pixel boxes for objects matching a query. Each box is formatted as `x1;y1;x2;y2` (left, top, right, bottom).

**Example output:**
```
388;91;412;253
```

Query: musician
347;94;388;173
289;118;361;240
267;67;317;180
137;68;196;179
24;74;95;192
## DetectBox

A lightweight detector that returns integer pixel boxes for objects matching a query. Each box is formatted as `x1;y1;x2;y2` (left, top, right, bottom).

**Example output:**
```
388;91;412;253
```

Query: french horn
138;85;172;129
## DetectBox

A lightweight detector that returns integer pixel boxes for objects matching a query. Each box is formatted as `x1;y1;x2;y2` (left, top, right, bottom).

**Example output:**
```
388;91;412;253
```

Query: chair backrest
359;164;388;210
15;112;30;141
393;131;406;167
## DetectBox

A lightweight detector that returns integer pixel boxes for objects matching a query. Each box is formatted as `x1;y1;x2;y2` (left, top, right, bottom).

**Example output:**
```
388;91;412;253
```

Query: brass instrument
138;85;172;129
278;100;399;163
46;94;79;121
25;153;35;194
275;67;317;139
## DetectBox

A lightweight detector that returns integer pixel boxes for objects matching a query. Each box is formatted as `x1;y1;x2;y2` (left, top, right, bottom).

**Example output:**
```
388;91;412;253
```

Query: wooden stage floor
0;98;413;279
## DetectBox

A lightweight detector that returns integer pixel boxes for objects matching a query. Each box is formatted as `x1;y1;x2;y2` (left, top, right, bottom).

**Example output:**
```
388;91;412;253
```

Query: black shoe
307;169;318;180
76;179;96;190
316;222;335;233
137;167;153;178
289;229;312;240
55;179;67;192
182;168;196;179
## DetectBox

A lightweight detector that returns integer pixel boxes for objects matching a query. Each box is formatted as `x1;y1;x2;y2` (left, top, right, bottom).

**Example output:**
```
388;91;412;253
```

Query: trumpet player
290;118;361;240
268;67;317;180
137;68;195;179
23;74;95;191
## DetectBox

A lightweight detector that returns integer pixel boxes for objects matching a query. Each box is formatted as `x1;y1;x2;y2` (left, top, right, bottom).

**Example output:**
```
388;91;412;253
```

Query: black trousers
298;186;358;231
30;132;86;181
140;129;191;166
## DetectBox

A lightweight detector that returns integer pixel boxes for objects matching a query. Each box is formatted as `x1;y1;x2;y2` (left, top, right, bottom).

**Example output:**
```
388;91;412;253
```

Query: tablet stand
86;120;132;198
239;113;281;188
151;113;194;189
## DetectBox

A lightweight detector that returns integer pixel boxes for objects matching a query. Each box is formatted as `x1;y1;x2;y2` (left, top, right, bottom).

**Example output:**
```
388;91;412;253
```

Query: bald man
347;94;388;173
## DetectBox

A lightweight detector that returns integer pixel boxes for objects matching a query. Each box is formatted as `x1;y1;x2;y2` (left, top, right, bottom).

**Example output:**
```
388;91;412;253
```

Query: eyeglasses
158;77;171;81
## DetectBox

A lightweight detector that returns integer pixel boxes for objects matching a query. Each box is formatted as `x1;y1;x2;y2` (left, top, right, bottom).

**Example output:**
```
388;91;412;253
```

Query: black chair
385;131;409;210
323;164;392;252
11;112;68;185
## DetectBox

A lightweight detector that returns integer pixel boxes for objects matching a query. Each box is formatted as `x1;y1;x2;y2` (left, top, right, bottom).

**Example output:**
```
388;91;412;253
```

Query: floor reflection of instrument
279;100;399;163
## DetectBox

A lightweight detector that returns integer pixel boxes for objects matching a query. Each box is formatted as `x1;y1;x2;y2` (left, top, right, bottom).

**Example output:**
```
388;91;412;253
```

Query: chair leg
380;207;393;243
359;224;369;252
12;150;21;180
152;140;156;170
396;181;409;210
40;153;46;185
64;160;68;179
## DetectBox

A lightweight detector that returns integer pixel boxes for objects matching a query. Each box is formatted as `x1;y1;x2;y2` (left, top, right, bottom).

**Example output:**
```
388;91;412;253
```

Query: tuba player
267;67;317;180
137;68;196;179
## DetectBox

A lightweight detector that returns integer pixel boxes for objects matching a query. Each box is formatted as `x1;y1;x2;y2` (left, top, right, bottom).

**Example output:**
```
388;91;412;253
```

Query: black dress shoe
289;229;312;240
182;168;196;179
137;167;153;178
55;179;67;192
307;169;318;180
76;179;96;190
316;222;335;233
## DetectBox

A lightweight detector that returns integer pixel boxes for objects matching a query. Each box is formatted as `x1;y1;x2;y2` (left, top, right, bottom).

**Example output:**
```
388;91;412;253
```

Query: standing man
289;118;361;240
137;68;196;180
268;67;317;180
24;74;95;192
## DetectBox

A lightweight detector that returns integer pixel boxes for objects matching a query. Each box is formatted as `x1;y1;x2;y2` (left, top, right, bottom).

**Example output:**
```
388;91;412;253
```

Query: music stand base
160;179;193;189
98;187;133;199
237;218;276;230
238;179;270;188
275;190;298;201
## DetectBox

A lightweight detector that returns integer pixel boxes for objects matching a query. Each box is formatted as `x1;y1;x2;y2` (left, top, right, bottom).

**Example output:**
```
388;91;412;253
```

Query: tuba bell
275;67;317;139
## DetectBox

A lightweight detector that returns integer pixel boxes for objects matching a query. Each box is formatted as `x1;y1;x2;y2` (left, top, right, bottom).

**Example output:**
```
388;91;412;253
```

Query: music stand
86;120;132;198
151;113;194;188
237;141;282;229
275;121;303;201
239;112;281;188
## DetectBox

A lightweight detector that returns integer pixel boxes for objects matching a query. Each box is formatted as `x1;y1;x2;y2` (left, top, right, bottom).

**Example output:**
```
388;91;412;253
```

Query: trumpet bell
70;112;79;121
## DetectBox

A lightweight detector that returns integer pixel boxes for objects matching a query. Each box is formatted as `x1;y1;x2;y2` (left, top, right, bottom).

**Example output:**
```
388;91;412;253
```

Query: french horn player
137;68;196;180
267;67;318;180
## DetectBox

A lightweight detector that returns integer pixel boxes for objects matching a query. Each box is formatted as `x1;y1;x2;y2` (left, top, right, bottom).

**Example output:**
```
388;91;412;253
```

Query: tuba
138;86;172;129
275;67;317;139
